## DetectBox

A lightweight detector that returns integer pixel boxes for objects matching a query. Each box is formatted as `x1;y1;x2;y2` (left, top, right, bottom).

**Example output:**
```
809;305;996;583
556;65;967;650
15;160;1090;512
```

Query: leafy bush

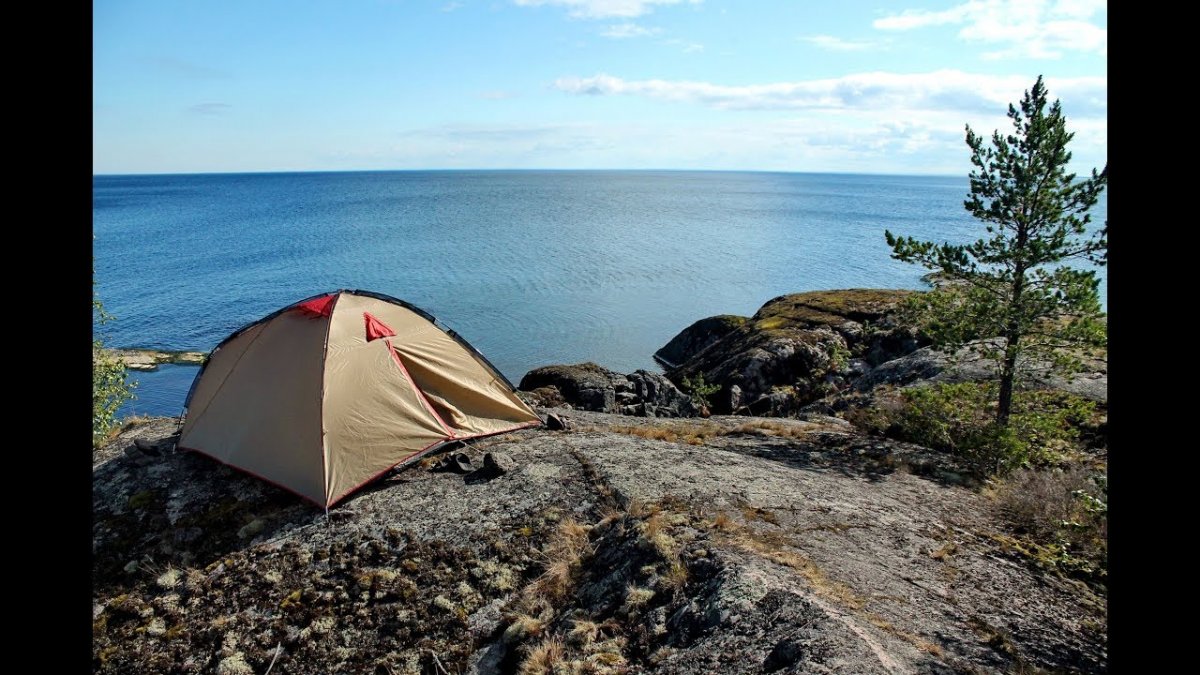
893;381;1095;475
94;295;135;447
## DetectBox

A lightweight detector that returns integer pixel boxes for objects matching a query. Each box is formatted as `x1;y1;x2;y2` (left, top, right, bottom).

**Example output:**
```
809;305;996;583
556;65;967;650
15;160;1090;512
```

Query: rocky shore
104;348;207;371
93;289;1108;673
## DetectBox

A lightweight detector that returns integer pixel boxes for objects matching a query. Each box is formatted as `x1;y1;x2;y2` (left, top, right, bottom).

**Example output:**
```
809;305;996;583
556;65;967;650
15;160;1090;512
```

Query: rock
123;445;156;466
521;364;699;418
483;452;515;475
544;412;571;431
626;370;697;418
519;362;627;413
523;386;565;408
134;438;167;455
107;348;208;370
763;638;805;672
727;384;743;411
94;409;1107;674
433;452;474;474
659;290;923;414
237;519;266;539
654;314;748;368
853;340;1108;404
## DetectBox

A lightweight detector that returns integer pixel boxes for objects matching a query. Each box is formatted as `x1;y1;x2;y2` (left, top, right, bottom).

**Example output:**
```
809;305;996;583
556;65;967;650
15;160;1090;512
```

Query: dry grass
991;467;1105;543
731;420;816;440
704;505;951;659
740;505;780;526
718;526;865;611
710;511;735;531
621;585;656;613
607;422;725;446
518;518;593;615
929;541;958;561
865;615;944;656
504;614;546;643
518;637;565;675
662;561;689;591
989;467;1107;587
568;618;602;646
627;498;660;519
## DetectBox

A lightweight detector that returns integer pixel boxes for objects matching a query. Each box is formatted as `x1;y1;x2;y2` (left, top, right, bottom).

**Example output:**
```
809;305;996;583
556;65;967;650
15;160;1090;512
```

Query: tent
178;290;542;507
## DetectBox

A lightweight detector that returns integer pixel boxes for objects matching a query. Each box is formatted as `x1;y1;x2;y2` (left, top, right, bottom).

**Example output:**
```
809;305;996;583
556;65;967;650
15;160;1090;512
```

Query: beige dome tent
178;290;542;508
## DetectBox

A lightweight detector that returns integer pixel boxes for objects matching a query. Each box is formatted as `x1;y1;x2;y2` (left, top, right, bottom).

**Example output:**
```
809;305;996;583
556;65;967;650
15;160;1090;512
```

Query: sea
93;170;1108;419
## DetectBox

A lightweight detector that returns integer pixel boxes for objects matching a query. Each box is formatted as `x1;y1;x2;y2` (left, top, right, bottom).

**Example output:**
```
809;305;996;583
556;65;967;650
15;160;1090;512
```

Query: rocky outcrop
105;348;207;371
852;341;1109;404
661;289;925;415
519;362;627;413
519;362;698;417
654;314;747;368
93;413;1107;674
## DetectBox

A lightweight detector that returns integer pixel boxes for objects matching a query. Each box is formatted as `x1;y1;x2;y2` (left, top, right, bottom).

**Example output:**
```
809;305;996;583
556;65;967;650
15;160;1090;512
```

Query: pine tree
885;75;1107;427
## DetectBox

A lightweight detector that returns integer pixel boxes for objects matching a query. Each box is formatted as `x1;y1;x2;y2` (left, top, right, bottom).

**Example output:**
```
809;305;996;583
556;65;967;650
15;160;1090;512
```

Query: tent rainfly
178;290;542;508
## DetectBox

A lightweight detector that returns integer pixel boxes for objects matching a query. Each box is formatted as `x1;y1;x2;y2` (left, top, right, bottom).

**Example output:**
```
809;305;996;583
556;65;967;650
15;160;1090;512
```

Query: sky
93;0;1107;176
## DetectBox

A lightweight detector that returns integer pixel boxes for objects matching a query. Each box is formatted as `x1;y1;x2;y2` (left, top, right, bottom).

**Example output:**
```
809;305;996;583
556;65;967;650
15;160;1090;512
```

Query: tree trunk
996;334;1020;428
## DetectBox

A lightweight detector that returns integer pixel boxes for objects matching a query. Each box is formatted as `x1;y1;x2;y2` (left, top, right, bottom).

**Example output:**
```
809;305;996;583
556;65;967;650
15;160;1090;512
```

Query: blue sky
93;0;1107;175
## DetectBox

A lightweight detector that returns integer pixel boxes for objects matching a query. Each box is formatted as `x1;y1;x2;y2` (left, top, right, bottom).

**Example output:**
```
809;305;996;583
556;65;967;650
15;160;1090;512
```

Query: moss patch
753;289;914;329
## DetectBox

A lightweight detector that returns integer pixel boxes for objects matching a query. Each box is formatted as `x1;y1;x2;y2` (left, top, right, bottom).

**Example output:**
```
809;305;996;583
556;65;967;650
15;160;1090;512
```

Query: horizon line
93;167;966;179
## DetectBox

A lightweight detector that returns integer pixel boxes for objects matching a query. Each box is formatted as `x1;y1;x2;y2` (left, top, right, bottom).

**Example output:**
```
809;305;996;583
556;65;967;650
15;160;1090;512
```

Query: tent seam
319;292;342;505
385;337;457;439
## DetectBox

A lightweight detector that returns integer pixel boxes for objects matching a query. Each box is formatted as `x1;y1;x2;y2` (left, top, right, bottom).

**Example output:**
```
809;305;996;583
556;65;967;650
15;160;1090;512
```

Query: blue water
94;170;1107;418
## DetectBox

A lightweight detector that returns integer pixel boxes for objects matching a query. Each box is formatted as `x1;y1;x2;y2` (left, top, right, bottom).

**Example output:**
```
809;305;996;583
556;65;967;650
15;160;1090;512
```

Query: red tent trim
364;312;397;341
295;294;335;317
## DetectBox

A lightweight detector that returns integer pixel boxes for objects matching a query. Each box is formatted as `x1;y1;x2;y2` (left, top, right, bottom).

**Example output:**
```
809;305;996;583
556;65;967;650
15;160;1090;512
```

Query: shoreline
104;348;206;371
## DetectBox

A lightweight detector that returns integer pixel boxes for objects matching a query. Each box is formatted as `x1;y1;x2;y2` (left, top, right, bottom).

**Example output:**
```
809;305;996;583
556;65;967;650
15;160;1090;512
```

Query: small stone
237;519;266;539
124;560;140;574
123;445;155;466
483;452;515;475
544;412;571;431
763;639;805;672
134;438;164;455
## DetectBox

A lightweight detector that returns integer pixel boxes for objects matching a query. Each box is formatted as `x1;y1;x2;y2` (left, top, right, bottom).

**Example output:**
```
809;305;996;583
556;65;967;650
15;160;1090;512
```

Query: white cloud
513;0;700;20
802;35;883;52
874;0;1106;59
350;111;1101;175
664;37;704;52
553;70;1107;117
546;71;1106;174
600;22;661;38
188;103;232;115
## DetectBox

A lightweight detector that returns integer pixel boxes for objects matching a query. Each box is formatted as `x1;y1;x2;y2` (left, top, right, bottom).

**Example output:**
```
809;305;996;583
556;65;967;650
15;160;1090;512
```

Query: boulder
626;369;698;418
518;363;627;413
659;289;924;414
654;314;748;368
519;364;698;417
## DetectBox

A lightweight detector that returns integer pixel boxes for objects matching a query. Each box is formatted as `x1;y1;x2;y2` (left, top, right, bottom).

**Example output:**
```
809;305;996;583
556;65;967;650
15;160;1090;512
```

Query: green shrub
94;295;135;447
894;381;1095;475
679;373;721;409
